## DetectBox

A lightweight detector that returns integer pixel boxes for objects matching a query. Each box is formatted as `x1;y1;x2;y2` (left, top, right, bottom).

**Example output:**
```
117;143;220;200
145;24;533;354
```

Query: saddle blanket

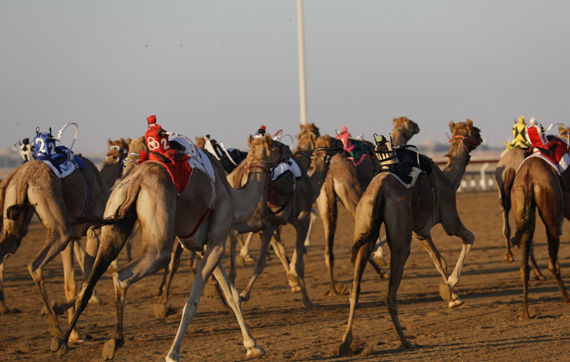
519;153;567;175
38;154;86;179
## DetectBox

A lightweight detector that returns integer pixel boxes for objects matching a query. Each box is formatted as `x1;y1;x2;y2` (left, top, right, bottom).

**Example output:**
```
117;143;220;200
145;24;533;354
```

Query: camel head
296;132;317;152
559;124;570;141
311;134;342;170
248;134;291;170
299;122;320;138
195;136;206;149
448;119;483;154
123;136;146;176
103;138;129;166
391;116;420;146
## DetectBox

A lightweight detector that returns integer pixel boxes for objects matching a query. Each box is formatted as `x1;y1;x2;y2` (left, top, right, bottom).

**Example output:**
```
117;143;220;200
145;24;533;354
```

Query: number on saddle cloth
33;131;71;165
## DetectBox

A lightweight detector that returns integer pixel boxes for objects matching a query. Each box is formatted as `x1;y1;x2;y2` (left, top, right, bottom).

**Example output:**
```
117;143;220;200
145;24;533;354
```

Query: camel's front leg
289;216;318;308
166;233;226;362
239;224;277;303
211;263;264;358
155;241;184;319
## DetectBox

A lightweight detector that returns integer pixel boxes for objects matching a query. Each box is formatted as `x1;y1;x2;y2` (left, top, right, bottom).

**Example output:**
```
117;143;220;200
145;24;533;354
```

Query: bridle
447;133;481;153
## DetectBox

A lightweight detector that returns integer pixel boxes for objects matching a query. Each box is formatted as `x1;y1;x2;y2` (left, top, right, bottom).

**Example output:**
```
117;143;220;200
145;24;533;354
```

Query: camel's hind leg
287;215;318;308
316;187;342;296
339;238;370;356
155;240;184;319
542;218;570;305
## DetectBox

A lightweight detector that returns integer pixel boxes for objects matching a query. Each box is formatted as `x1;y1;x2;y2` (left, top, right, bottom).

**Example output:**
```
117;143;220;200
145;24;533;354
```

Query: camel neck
230;167;268;224
442;148;471;190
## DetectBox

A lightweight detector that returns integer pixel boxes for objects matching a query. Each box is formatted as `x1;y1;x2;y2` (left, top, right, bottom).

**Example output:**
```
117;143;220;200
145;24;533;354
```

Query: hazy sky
1;1;569;154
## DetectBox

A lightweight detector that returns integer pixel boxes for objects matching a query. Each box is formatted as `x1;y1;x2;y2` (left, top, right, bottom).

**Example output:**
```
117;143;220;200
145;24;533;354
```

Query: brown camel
495;124;570;275
100;138;129;189
50;135;289;361
339;119;482;355
510;145;570;319
0;153;109;342
307;117;420;295
226;131;335;308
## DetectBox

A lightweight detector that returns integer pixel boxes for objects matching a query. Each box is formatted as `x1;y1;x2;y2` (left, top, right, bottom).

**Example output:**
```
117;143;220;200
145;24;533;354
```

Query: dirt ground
1;190;570;362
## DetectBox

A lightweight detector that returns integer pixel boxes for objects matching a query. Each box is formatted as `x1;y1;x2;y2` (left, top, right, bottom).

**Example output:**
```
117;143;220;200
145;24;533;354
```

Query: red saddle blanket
139;151;192;195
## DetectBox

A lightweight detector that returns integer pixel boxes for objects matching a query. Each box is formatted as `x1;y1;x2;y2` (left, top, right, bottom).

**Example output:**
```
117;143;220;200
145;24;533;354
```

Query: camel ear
265;134;273;147
248;135;254;146
559;124;564;134
108;138;112;146
449;121;455;131
466;119;473;131
393;117;397;125
127;137;131;144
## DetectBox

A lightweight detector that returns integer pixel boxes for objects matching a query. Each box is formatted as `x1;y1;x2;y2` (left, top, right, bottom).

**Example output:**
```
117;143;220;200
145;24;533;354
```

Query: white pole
297;0;307;125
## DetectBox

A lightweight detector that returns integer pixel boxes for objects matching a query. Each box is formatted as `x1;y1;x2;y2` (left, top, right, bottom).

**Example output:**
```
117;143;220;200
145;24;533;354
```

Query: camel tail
76;176;142;229
350;190;384;263
512;184;535;245
5;170;31;221
499;168;516;213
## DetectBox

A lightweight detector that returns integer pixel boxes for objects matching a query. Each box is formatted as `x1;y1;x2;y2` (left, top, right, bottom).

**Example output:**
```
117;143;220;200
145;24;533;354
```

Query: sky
1;1;569;154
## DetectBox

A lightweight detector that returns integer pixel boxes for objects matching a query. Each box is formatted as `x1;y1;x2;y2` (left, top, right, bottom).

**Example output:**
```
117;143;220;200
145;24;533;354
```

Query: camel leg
53;220;137;357
519;223;534;320
303;207;317;253
371;237;387;266
385;233;417;350
0;242;22;314
166;231;244;362
288;215;318;308
269;234;296;290
28;228;74;342
0;255;8;314
238;232;256;266
445;226;474;307
339;236;371;356
155;240;184;319
211;264;264;358
59;242;82;342
101;235;174;360
229;230;240;284
240;224;277;303
543;223;570;305
316;188;343;296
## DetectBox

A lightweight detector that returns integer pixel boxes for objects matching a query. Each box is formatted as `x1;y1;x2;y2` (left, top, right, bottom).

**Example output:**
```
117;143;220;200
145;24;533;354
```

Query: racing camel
339;119;482;356
226;131;336;308
510;130;570;319
100;138;129;189
0;147;109;342
50;133;289;362
495;124;570;275
306;117;420;295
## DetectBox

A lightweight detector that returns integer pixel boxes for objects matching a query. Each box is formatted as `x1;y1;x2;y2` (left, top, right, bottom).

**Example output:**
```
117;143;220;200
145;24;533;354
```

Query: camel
495;124;570;271
50;134;289;361
339;119;482;355
510;138;570;319
306;117;420;295
100;138;129;189
226;131;335;308
0;150;109;341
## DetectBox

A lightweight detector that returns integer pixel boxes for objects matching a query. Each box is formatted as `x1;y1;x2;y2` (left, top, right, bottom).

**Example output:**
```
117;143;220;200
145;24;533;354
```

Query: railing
434;157;499;193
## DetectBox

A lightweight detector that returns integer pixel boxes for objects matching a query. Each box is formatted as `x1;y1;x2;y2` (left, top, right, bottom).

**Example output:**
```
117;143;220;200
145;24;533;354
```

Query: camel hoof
439;283;452;302
0;306;21;314
154;303;167;319
399;341;419;350
50;337;63;352
89;294;103;305
237;255;246;267
374;255;387;267
303;301;320;309
338;341;354;357
203;283;217;297
448;298;464;308
246;345;265;359
57;341;69;357
380;272;390;280
103;339;119;360
290;286;302;293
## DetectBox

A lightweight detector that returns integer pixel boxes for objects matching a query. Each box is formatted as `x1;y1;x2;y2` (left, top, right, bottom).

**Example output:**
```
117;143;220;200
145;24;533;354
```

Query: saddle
203;135;247;173
375;142;432;188
33;131;85;178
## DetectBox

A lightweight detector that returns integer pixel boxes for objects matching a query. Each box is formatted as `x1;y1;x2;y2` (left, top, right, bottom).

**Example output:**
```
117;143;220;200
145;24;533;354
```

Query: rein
446;133;481;153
